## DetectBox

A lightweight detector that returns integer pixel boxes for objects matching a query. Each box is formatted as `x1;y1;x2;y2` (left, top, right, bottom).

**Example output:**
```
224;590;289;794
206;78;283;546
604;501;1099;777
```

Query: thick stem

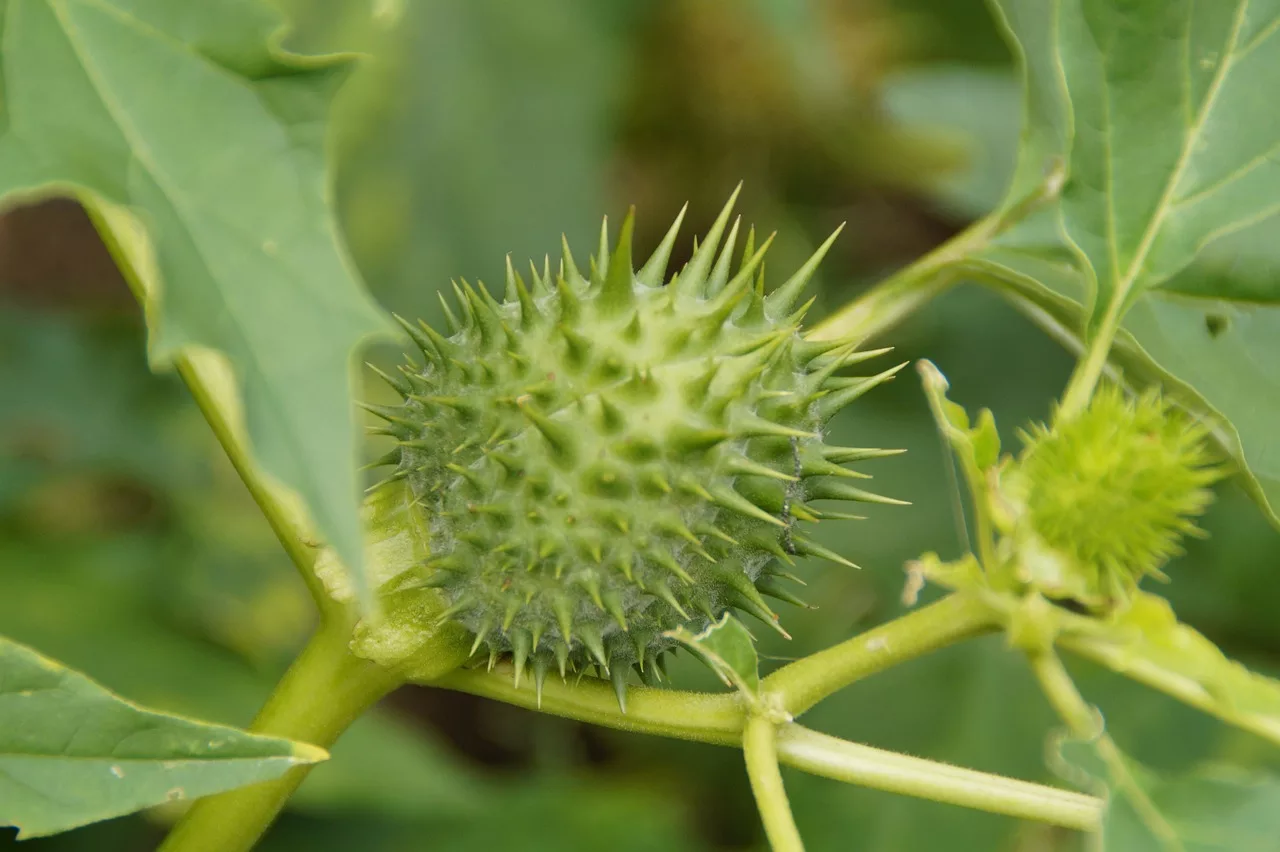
764;594;998;717
158;620;403;852
744;716;806;852
776;725;1101;832
1028;651;1176;844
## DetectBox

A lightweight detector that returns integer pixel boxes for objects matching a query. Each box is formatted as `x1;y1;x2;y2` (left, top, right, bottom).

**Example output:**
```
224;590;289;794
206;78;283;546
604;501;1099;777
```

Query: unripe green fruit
365;192;904;701
1005;384;1223;608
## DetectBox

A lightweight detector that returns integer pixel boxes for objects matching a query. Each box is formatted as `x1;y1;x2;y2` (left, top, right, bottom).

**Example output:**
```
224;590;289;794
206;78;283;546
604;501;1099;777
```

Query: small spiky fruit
1005;384;1223;608
366;191;904;696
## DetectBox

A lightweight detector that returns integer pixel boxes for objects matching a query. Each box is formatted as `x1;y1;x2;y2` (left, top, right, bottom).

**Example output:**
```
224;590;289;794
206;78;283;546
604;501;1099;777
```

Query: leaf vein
1113;0;1249;299
1234;9;1280;60
1170;137;1280;211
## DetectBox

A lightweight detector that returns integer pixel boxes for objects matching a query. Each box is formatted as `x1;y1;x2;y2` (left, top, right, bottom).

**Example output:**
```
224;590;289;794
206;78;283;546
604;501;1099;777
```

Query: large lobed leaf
967;0;1280;526
0;636;325;839
991;0;1280;313
0;0;390;592
1051;1;1280;324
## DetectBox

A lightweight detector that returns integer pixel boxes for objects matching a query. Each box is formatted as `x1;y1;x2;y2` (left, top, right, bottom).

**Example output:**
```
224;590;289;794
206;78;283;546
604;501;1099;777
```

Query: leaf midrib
1104;0;1249;306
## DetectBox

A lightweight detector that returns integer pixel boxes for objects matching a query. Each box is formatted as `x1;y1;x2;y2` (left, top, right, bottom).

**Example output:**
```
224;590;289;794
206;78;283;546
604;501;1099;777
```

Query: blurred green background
2;1;1278;850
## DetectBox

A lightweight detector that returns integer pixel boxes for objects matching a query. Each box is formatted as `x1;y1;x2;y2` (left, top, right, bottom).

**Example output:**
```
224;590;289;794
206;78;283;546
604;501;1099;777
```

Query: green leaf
1059;739;1280;851
1108;766;1280;852
0;0;391;595
0;538;478;824
666;614;760;699
918;360;1002;472
1057;592;1280;750
0;636;325;838
961;1;1280;526
993;0;1280;329
0;306;480;823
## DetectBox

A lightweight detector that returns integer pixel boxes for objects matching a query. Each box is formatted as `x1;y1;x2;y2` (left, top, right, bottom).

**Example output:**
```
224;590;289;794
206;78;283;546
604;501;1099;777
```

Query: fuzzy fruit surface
1006;385;1222;608
368;195;903;682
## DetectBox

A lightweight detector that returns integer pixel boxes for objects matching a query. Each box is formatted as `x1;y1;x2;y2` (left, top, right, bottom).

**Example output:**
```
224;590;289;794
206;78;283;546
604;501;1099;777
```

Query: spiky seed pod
366;192;905;693
1003;384;1223;608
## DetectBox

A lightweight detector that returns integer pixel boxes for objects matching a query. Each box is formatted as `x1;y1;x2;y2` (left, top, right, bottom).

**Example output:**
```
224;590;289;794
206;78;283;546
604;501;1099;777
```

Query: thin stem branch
744;716;806;852
435;665;1107;831
810;169;1061;345
1028;651;1177;844
961;453;999;574
158;618;403;852
763;593;998;717
435;594;996;739
810;264;961;345
437;596;995;736
1057;300;1124;420
919;361;999;575
776;725;1102;832
1058;632;1280;747
432;665;744;745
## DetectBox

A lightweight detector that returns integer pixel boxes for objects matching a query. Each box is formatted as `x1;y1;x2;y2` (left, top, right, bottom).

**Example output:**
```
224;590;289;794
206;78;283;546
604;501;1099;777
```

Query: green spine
366;193;904;695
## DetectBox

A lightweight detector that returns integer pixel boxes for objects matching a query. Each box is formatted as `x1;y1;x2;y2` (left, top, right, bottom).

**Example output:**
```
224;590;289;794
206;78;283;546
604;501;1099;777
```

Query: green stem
1057;300;1123;420
960;453;999;576
1058;632;1280;748
764;593;998;717
776;725;1101;832
809;263;960;345
438;594;996;733
158;619;404;852
809;211;1004;345
433;664;743;745
744;715;805;852
1028;651;1177;844
436;665;1106;831
810;165;1064;345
